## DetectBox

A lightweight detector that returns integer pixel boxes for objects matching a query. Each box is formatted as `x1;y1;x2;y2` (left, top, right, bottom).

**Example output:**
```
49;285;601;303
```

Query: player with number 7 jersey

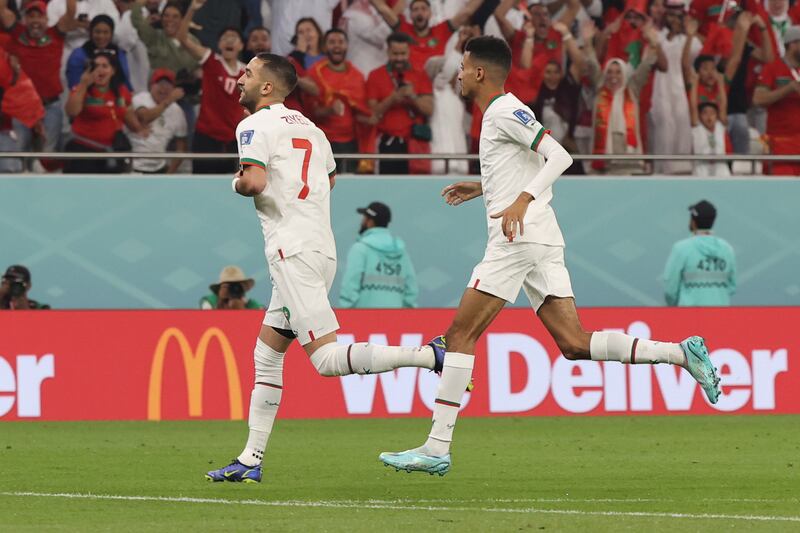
206;52;447;484
236;100;338;265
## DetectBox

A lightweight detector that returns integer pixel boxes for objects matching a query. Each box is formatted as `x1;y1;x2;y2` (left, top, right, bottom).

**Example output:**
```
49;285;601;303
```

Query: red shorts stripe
308;330;316;342
473;279;480;289
278;249;285;260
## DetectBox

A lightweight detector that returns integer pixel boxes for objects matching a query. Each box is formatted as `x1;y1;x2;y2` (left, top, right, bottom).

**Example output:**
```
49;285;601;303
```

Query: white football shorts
263;251;339;345
467;242;574;311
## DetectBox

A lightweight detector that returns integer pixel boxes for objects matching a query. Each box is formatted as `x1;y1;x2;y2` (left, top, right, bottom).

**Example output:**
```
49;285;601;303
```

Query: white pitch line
388;497;800;503
1;492;799;523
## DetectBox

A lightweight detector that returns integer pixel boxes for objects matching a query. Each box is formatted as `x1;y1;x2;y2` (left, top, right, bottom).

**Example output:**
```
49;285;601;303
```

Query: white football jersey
236;103;337;263
479;93;565;247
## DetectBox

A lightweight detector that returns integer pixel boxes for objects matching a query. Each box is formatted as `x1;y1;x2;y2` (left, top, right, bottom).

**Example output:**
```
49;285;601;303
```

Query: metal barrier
1;152;797;176
1;151;800;161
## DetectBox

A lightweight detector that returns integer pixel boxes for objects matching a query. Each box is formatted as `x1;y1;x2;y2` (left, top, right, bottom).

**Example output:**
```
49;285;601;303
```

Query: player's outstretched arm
232;166;267;197
177;0;209;61
441;181;482;206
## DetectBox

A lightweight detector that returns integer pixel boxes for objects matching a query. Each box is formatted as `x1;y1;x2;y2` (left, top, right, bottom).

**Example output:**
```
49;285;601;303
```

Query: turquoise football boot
379;449;451;476
680;336;721;404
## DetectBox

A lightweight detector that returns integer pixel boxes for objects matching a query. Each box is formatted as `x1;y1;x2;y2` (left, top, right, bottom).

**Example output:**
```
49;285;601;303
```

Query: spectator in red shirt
494;0;581;106
366;32;434;174
370;0;486;75
0;47;45;173
753;25;800;175
63;50;147;173
688;0;725;36
178;0;245;174
307;29;371;173
1;0;78;161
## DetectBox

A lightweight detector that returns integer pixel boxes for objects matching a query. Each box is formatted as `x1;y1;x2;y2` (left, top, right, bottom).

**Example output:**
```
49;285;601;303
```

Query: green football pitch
1;416;798;532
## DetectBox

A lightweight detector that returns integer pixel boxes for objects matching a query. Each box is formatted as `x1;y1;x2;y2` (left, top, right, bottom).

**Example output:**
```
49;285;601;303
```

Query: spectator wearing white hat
200;266;264;310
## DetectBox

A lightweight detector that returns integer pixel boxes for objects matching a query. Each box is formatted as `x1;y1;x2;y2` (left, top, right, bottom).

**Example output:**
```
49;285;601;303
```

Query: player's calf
553;331;593;361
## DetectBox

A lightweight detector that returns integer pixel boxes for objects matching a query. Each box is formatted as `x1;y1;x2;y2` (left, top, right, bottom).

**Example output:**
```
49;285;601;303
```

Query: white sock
238;340;283;467
589;331;685;366
310;342;435;376
345;343;435;374
418;352;474;457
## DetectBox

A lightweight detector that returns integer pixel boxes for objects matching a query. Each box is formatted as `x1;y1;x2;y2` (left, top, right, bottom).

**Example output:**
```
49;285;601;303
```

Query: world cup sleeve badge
240;130;254;146
513;109;534;125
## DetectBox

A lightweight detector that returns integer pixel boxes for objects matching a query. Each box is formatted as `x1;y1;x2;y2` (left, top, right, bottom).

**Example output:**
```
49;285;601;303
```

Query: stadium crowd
0;0;798;175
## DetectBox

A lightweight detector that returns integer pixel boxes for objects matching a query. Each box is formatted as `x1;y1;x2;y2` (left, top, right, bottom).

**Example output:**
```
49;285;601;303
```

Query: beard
239;90;256;113
359;222;369;235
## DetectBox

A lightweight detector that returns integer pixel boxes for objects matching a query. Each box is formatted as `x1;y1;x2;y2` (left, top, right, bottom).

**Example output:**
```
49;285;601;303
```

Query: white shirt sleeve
236;119;270;171
199;48;212;66
495;108;549;151
495;109;573;199
524;134;573;199
47;0;65;27
691;125;708;154
173;104;188;138
132;92;150;110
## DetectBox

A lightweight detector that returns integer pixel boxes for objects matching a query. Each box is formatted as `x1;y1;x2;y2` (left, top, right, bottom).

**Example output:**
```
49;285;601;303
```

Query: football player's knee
254;339;284;383
309;344;341;377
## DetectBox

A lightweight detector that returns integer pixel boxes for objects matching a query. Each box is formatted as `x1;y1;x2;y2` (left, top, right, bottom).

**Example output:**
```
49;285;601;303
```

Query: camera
8;277;26;297
227;282;245;299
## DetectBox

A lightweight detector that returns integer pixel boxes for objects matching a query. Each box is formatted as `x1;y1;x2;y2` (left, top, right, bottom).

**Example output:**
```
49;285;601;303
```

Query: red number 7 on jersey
292;138;312;200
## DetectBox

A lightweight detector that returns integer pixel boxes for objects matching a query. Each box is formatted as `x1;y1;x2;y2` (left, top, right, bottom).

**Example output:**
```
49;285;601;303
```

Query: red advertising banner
0;308;796;421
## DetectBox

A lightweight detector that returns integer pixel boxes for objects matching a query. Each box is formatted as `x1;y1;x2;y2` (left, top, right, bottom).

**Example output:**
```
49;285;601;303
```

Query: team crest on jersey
513;109;534;125
240;130;254;145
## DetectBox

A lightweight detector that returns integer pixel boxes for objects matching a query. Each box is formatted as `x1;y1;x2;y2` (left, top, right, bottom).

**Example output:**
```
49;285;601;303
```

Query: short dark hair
409;0;431;7
162;1;184;16
324;28;348;41
694;54;717;71
698;101;719;115
218;26;244;42
247;26;270;38
464;35;512;77
387;32;413;46
256;53;298;94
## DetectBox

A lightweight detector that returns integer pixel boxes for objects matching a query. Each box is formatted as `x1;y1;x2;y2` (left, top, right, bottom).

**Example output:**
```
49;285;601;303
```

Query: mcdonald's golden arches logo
148;327;243;421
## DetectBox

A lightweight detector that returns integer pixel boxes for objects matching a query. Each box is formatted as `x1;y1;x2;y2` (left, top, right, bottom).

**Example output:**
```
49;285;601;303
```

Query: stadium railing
2;152;799;175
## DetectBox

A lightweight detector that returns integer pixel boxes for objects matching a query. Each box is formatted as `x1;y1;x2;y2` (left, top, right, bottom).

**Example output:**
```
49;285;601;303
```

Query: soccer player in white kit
379;36;722;476
206;53;444;483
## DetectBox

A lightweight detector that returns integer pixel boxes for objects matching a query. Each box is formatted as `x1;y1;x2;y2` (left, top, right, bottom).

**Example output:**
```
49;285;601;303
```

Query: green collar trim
485;92;505;111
